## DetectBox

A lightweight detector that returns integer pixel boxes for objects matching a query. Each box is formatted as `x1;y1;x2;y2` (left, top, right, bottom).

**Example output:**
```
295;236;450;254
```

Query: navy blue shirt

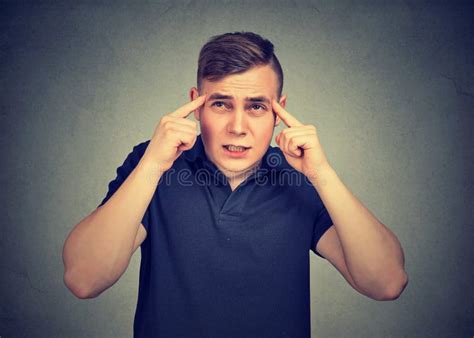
98;134;333;338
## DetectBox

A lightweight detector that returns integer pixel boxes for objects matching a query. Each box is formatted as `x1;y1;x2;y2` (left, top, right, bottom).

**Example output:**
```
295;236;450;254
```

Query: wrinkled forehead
201;66;279;99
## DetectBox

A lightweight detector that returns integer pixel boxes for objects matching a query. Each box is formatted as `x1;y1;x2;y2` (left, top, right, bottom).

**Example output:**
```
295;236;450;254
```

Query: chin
232;159;262;172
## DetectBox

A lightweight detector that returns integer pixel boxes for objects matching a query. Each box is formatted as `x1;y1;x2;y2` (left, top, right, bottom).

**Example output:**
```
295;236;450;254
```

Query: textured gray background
1;1;473;337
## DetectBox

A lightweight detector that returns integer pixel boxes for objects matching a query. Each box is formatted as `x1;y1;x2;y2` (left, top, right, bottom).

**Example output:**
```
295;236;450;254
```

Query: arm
62;159;162;299
271;99;408;301
312;164;408;301
62;94;207;299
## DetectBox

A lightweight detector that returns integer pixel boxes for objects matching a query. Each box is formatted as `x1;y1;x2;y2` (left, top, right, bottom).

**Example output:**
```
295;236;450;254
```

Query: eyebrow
207;93;271;105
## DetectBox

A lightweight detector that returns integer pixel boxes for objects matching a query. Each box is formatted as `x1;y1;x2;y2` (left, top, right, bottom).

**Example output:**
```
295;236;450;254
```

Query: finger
177;133;197;151
287;147;302;158
287;134;311;157
282;130;313;153
272;99;303;128
281;132;311;158
276;128;310;149
172;130;197;149
167;124;197;136
280;127;314;139
165;116;198;129
175;133;198;156
281;139;302;158
170;94;207;118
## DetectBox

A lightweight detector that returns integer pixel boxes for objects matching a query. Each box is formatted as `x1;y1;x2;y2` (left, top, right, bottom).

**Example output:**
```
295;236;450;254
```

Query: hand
143;94;207;172
272;99;330;179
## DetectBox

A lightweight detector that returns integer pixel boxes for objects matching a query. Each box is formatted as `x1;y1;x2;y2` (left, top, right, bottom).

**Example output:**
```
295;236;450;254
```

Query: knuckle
163;122;174;132
160;116;170;125
186;120;198;129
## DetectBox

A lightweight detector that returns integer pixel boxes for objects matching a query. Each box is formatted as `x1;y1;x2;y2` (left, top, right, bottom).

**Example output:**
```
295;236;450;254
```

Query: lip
223;144;250;148
222;145;250;158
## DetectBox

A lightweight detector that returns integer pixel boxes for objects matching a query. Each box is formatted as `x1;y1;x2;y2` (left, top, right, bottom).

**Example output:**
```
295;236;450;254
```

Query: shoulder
133;139;151;155
265;145;323;204
264;145;308;184
263;145;293;171
124;139;151;165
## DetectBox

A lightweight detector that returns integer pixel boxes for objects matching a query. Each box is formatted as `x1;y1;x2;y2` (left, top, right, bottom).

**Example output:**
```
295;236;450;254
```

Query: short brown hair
197;32;284;98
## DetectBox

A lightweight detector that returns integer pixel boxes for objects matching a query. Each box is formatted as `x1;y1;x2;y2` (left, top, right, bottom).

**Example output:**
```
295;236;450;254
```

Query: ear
274;94;287;127
189;87;201;121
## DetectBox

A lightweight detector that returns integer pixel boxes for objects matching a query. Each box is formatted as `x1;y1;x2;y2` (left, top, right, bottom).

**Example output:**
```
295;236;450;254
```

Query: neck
221;160;262;190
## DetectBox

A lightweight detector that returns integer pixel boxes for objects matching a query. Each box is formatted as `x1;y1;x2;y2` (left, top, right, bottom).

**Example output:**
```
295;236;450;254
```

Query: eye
251;104;265;111
249;104;267;114
211;101;226;108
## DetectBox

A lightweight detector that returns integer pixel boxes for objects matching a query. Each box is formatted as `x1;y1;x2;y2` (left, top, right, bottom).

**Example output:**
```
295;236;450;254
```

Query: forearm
310;164;407;298
62;157;162;298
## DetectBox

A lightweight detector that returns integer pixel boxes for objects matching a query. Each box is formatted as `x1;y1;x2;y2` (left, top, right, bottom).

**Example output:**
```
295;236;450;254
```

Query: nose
227;110;247;136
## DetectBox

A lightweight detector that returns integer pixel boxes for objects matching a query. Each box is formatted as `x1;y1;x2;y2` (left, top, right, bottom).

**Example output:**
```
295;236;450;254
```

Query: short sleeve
96;141;152;232
310;201;334;259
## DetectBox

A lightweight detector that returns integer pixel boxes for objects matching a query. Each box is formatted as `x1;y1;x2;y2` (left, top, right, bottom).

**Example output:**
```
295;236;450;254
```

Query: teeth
227;145;247;152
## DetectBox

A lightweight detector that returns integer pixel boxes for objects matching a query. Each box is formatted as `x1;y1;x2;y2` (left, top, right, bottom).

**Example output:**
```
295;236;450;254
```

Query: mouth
222;144;251;153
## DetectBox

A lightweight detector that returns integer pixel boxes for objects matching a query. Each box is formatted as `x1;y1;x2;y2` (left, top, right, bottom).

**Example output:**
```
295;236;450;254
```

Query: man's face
190;64;287;178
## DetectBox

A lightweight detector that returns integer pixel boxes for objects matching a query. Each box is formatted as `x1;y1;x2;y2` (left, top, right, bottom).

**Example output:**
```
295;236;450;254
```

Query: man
63;32;408;338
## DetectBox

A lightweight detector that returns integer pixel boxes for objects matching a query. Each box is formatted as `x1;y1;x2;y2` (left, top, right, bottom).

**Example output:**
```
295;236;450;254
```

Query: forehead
202;65;278;99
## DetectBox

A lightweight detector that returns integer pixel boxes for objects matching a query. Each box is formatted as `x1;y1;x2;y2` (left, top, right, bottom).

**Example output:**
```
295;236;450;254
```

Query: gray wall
1;1;472;337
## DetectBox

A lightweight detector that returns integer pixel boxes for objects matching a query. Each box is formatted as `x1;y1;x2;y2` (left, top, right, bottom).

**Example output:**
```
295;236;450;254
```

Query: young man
63;32;408;338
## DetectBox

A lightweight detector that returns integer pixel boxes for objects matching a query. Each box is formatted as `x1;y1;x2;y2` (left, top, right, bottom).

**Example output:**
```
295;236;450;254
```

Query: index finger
170;94;207;118
272;99;303;127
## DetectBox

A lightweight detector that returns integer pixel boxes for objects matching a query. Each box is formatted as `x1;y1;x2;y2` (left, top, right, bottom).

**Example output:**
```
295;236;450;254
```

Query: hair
197;31;284;99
